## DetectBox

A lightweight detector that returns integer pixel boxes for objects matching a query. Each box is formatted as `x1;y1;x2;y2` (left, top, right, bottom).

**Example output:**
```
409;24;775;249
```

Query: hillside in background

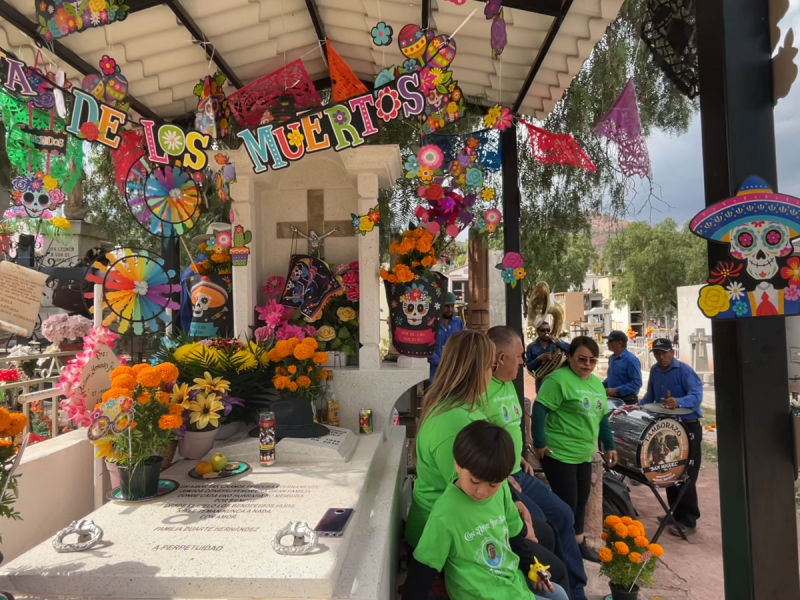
591;214;629;252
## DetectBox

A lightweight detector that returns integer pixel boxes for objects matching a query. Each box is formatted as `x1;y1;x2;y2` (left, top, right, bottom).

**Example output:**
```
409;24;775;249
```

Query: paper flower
287;129;304;148
402;59;420;73
502;267;516;284
418;144;444;169
494;107;513;130
371;21;393;46
502;252;524;269
404;155;420;178
465;167;483;188
485;208;502;227
376;87;402;121
484;105;502;128
99;55;116;75
482;188;496;201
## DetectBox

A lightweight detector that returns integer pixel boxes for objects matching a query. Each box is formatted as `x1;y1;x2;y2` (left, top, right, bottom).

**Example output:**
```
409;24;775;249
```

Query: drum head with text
639;418;690;486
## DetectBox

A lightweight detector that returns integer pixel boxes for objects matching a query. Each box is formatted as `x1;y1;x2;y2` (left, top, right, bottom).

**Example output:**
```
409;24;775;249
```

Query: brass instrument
527;282;567;380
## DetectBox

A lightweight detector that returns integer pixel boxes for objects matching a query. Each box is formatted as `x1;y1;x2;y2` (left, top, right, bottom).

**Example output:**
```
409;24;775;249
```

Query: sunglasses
539;329;551;333
576;356;599;366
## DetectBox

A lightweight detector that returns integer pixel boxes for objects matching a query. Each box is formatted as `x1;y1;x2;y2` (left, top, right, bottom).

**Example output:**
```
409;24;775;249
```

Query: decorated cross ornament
690;176;800;319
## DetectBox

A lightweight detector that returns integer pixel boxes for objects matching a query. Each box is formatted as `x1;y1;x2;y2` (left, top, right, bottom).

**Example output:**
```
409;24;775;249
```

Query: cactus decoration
230;225;252;266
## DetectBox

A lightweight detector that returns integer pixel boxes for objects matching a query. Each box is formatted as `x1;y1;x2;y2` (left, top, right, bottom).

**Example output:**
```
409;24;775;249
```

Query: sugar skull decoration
81;56;129;112
187;274;232;337
384;271;448;357
10;172;65;218
690;176;800;319
193;73;231;139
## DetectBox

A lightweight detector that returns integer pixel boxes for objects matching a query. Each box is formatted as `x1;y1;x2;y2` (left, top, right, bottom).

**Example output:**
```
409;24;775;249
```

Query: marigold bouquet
191;233;234;276
90;362;183;466
380;227;440;283
0;406;28;544
268;337;330;401
599;515;664;592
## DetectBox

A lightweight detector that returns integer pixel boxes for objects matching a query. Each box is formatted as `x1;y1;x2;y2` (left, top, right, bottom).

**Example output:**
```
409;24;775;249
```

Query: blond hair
420;330;496;424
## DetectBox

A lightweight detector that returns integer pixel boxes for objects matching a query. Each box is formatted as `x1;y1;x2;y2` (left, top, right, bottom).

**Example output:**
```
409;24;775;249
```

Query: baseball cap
605;330;628;343
652;338;673;352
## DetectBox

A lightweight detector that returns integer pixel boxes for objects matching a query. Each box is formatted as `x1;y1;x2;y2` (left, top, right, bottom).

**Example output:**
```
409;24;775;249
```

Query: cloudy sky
640;0;800;227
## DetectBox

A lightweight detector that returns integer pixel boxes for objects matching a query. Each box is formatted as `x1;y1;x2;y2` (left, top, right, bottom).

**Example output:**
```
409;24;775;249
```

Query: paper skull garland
187;275;233;337
280;255;344;322
385;272;449;357
690;176;800;319
11;172;65;218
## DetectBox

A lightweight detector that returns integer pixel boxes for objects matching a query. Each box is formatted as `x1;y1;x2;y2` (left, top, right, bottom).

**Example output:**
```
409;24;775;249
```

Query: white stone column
230;175;257;341
357;173;381;370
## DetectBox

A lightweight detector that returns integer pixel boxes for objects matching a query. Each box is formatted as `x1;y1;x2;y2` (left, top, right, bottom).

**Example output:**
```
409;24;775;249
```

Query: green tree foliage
600;219;707;318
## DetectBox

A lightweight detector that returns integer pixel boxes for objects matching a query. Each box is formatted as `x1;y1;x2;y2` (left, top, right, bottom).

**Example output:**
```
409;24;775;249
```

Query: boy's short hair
453;421;516;483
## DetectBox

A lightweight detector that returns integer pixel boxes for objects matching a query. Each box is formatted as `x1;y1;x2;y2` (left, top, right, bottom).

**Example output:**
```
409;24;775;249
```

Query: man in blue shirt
526;322;570;392
639;338;704;537
603;330;642;405
428;292;464;381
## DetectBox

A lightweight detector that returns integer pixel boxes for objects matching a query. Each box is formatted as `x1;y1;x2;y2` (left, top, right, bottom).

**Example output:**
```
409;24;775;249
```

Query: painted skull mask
402;284;432;326
11;173;65;218
729;220;793;280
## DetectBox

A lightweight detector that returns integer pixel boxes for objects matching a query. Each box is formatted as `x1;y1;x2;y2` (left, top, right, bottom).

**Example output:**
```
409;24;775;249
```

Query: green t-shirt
536;368;608;464
486;377;523;475
406;402;488;547
414;482;535;600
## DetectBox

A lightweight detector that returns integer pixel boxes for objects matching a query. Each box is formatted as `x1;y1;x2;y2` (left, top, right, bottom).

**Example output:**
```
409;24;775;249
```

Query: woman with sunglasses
533;336;617;562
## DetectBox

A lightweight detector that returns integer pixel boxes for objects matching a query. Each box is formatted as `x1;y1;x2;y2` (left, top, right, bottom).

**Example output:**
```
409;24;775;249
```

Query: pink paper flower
263;276;285;299
343;271;359;285
275;324;306;341
502;252;524;270
346;284;360;302
254;326;272;342
485;209;502;225
418;144;444;169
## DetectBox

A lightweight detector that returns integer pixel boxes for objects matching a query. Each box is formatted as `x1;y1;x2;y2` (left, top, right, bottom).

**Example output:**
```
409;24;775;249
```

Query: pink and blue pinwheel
126;159;200;237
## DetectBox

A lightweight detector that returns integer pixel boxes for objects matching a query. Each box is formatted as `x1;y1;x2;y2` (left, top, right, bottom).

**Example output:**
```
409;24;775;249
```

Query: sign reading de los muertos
0;47;425;175
187;275;232;337
385;272;449;357
691;176;800;319
280;255;343;322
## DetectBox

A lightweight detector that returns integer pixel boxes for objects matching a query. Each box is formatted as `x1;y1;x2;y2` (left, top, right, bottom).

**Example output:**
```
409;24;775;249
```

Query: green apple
210;453;228;472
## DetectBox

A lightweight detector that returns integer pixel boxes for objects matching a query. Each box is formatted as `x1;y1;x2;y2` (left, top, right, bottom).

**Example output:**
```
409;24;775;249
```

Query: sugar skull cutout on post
690;176;800;319
11;172;65;218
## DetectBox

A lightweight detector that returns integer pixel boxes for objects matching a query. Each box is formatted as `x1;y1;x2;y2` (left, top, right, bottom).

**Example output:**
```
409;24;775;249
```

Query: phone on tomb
314;508;355;537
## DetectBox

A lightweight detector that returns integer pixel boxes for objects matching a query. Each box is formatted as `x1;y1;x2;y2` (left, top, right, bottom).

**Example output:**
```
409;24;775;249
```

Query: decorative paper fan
125;159;200;237
85;249;181;335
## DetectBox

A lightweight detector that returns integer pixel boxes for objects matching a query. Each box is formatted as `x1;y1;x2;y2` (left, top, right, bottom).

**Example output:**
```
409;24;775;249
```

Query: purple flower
491;16;507;56
440;196;455;212
786;285;800;301
303;325;319;338
485;0;502;18
220;393;245;417
458;151;471;167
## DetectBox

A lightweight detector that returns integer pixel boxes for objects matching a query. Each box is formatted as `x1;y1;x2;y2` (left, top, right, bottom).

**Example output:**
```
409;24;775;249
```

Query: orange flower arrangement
270;337;330;401
600;514;663;591
0;407;28;528
381;227;441;283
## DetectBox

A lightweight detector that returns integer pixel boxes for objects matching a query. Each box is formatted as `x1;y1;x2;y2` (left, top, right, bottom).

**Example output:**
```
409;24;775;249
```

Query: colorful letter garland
690;176;800;319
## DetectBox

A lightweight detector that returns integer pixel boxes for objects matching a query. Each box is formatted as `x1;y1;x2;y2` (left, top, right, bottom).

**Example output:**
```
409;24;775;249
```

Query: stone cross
689;327;712;372
276;189;354;256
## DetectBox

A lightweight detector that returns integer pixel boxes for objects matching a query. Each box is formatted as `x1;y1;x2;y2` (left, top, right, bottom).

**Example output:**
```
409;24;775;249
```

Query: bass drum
609;409;691;487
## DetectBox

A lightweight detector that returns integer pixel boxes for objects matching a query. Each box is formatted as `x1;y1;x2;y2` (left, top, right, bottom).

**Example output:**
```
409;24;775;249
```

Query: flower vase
215;421;241;440
105;460;121;490
178;429;217;459
117;457;163;500
322;351;348;367
384;271;449;357
609;583;639;600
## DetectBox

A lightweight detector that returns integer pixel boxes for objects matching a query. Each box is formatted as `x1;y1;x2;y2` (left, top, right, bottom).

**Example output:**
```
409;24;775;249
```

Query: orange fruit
195;461;213;476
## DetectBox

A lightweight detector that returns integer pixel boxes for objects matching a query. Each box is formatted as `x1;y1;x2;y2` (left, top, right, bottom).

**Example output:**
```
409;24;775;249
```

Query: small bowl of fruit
189;453;250;480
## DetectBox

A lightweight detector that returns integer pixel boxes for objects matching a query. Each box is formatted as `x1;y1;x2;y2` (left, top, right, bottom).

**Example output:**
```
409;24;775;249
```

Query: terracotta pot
160;440;178;471
105;460;121;489
178;429;217;460
117;457;163;500
609;583;639;600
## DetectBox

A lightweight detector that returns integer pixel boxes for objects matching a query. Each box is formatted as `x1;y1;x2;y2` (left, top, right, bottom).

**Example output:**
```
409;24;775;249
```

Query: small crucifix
276;190;354;258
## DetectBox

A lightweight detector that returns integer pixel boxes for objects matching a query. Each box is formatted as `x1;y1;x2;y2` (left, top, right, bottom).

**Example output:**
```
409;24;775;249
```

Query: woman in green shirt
533;336;618;562
405;330;496;548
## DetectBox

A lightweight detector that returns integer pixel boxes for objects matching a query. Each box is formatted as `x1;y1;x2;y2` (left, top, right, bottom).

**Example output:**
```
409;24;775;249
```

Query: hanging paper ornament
81;56;129;112
521;122;596;172
641;0;699;99
85;250;181;335
425;35;457;69
212;153;237;203
193;72;231;139
280;255;344;321
484;105;513;130
495;253;527;288
327;41;369;102
110;129;145;193
10;172;65;219
490;9;507;59
37;0;130;40
125;159;200;237
228;59;321;129
594;78;652;180
398;24;430;59
485;0;503;18
372;22;394;46
352;206;380;236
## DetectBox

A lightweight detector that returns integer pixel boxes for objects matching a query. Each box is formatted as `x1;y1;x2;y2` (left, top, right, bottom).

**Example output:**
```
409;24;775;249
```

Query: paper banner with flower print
81;56;129;112
690;176;800;319
352;205;380;236
495;252;527;288
37;0;130;40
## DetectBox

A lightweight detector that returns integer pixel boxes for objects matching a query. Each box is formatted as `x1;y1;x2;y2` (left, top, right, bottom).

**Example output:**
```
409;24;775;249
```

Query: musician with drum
638;338;704;537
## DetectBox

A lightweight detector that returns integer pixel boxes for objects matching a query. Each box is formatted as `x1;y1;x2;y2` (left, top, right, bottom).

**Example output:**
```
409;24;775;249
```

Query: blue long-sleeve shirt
428;316;465;380
641;359;704;421
526;338;570;391
603;349;642;397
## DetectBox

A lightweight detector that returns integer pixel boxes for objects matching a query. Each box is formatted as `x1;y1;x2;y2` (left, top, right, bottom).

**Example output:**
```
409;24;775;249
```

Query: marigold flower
273;375;292;390
627;525;642;538
313;352;329;364
155;362;180;383
647;543;664;558
613;523;629;537
634;536;649;548
601;532;608;541
131;363;149;375
137;367;162;388
296;375;311;388
0;440;12;449
3;412;28;437
620;516;633;525
288;365;298;374
102;387;132;402
0;408;11;432
288;381;298;392
629;552;642;563
111;374;137;390
168;403;185;416
598;547;613;563
614;542;629;555
293;344;314;361
136;392;151;404
110;365;134;380
320;368;329;379
155;392;171;404
158;414;183;430
303;337;319;350
604;515;621;528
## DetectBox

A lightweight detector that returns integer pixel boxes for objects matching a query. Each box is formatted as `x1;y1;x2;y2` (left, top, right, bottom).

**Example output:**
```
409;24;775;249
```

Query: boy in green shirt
402;421;569;600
